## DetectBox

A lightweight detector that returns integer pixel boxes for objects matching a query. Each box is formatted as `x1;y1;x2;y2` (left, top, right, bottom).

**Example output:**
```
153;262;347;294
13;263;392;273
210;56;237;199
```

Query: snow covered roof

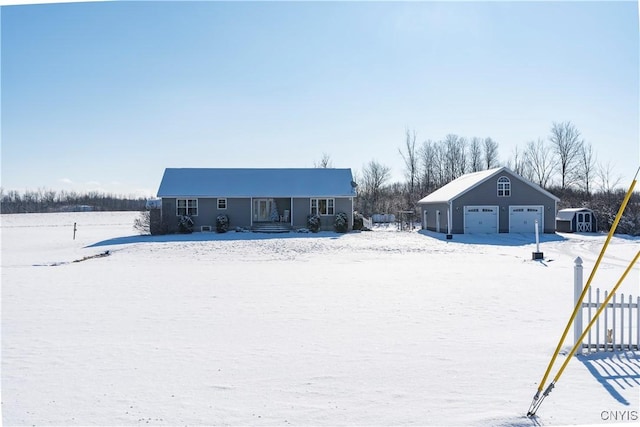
417;166;560;204
556;207;594;221
157;168;357;198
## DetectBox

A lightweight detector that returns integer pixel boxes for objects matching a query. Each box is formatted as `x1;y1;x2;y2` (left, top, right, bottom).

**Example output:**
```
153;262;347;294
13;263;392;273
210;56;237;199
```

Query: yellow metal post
528;251;640;416
528;168;638;416
554;250;639;381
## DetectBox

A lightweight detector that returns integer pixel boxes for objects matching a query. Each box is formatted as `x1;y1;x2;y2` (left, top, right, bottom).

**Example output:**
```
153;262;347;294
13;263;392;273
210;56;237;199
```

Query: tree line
348;121;639;234
0;188;147;214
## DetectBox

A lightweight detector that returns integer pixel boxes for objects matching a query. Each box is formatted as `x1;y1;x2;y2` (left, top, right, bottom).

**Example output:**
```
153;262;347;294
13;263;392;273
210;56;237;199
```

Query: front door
253;199;272;222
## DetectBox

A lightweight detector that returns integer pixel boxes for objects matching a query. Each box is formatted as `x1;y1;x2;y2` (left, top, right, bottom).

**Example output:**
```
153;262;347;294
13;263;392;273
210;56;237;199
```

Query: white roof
157;168;357;198
556;207;593;221
418;166;560;204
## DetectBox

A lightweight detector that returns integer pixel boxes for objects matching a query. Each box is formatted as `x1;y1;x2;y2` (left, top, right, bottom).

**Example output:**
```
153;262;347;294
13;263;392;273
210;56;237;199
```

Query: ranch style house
418;167;560;234
153;168;357;234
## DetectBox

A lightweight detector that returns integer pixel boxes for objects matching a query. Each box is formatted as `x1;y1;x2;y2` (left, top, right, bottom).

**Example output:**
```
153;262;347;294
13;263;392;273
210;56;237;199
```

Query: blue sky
1;0;638;197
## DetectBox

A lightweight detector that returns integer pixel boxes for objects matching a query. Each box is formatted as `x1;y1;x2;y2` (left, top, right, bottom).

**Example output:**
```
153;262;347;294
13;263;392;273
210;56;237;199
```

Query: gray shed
556;208;597;233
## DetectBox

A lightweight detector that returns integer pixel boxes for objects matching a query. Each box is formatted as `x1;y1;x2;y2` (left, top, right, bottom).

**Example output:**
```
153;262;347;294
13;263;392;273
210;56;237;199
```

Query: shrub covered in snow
352;212;364;231
178;215;194;234
334;212;349;233
216;214;230;233
133;211;150;235
306;214;321;233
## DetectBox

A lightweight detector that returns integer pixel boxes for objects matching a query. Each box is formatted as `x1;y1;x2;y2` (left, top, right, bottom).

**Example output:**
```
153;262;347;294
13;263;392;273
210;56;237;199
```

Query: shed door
577;212;592;232
509;205;543;233
464;206;498;234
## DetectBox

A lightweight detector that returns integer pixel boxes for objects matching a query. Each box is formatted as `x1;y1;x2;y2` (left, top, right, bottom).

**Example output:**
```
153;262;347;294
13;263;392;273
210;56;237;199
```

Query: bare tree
524;138;556;188
398;129;419;209
549;121;583;189
419;139;438;195
469;137;483;172
360;160;391;215
443;134;467;181
507;144;528;177
597;160;622;195
432;142;449;189
483;137;500;169
314;153;333;168
577;142;597;196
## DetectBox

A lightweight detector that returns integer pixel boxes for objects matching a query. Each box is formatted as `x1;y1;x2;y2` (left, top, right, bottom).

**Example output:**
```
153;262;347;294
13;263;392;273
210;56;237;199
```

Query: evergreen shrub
334;212;349;233
306;214;321;233
216;214;230;233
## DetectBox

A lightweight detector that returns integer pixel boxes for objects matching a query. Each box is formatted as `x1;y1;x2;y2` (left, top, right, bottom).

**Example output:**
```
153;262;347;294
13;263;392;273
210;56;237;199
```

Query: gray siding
556;220;572;233
420;202;450;232
419;170;558;234
293;197;353;230
214;198;251;229
334;197;353;230
452;171;556;233
292;198;309;228
162;197;252;231
161;198;177;233
162;196;353;232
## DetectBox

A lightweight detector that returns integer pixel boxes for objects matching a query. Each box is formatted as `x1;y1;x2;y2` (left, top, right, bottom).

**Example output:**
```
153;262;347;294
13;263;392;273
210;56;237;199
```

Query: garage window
497;176;511;197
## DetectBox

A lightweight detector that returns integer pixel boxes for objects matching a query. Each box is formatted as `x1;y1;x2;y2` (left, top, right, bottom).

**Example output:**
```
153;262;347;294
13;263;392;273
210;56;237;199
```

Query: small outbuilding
556;208;597;233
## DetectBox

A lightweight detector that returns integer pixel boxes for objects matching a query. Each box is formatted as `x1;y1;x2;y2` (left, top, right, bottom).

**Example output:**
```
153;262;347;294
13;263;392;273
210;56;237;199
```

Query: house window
311;198;335;216
177;198;198;216
497;176;511;197
217;198;227;210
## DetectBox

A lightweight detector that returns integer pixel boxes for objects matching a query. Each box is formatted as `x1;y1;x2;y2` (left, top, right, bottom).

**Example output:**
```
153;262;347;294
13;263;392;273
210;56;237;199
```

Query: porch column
250;197;253;227
290;197;293;226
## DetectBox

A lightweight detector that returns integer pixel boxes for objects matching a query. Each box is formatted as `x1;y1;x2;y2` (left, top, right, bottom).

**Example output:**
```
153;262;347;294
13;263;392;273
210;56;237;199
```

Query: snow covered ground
2;212;638;426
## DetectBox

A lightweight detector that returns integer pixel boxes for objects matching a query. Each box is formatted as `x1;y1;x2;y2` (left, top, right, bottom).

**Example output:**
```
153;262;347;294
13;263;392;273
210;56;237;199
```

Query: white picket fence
574;257;640;353
362;216;373;230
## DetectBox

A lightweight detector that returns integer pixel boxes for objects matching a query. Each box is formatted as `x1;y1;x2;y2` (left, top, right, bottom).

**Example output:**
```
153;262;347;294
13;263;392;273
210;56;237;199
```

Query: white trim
253;198;274;222
160;194;353;199
310;197;335;216
418;166;560;204
176;198;198;216
217;198;227;210
497;176;511;197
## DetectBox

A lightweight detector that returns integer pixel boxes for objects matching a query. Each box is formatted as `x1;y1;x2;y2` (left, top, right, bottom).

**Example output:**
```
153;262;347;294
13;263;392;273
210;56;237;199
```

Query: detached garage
418;167;559;234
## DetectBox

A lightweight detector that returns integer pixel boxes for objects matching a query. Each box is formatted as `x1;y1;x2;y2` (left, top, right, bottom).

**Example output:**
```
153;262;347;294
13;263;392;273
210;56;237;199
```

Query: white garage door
509;205;543;233
464;206;498;233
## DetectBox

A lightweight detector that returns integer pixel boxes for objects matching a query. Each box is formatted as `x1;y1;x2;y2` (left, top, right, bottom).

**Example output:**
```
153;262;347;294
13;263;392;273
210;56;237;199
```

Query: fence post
574;257;584;355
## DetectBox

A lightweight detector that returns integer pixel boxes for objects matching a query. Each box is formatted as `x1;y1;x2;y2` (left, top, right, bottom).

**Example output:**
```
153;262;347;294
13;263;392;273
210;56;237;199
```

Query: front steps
252;222;292;233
